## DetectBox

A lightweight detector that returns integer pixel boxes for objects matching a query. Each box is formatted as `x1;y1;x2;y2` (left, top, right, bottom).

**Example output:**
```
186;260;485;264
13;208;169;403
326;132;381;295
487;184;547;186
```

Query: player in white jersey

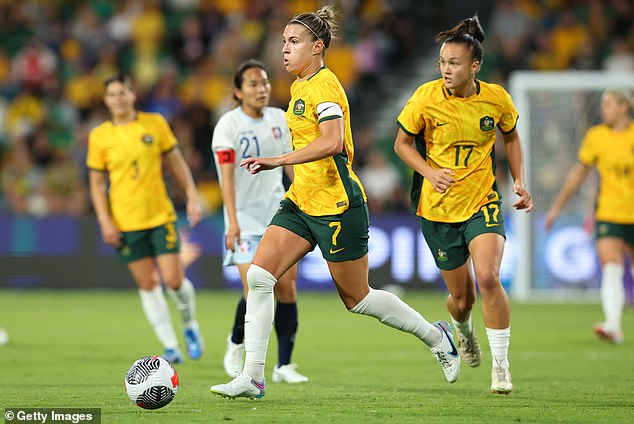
212;59;308;383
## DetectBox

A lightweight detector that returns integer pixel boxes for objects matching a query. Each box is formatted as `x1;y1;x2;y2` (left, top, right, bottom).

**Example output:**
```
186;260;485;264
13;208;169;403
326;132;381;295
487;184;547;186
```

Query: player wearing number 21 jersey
212;106;291;237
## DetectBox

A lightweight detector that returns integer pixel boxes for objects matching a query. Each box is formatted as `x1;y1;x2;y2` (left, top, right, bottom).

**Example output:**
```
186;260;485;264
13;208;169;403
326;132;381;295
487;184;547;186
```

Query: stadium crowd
0;0;632;218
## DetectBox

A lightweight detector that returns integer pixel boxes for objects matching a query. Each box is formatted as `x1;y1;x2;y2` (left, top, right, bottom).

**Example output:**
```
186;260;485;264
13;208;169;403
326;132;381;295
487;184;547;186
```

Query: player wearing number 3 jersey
394;15;533;394
210;5;462;401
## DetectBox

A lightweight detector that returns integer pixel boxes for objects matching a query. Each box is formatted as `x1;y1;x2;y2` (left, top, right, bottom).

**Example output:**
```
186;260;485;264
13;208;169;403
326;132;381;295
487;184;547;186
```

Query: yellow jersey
578;122;634;223
397;79;519;222
284;67;366;216
86;111;178;231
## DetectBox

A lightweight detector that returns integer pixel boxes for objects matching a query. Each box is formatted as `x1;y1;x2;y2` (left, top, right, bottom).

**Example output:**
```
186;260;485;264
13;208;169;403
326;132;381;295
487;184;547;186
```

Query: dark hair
289;4;338;51
104;72;134;90
435;14;485;63
232;59;269;102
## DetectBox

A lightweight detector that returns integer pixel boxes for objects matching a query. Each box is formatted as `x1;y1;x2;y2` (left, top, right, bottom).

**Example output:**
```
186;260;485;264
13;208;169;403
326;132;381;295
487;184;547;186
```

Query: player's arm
216;149;240;251
88;170;120;247
393;127;455;194
545;162;592;230
283;165;294;182
501;129;533;212
164;147;201;227
241;115;345;173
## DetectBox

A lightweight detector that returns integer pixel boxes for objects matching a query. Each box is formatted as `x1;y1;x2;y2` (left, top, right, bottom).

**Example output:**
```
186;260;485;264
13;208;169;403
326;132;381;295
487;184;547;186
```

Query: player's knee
474;268;501;292
451;292;475;312
246;264;277;293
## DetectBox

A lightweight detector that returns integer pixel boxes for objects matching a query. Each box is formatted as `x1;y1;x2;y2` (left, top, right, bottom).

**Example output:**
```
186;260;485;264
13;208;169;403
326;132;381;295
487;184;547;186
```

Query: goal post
508;71;634;302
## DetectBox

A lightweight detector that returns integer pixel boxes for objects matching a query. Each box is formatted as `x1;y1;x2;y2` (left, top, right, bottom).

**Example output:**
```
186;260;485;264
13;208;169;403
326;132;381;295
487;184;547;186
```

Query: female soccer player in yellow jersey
87;73;205;364
394;15;533;394
546;89;634;345
210;5;461;400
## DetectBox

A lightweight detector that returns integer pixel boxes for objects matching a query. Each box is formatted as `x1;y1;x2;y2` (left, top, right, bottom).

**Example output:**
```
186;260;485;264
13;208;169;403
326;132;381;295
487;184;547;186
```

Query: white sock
601;263;624;332
243;265;276;382
139;286;178;350
168;278;197;328
486;327;510;370
452;316;474;338
350;288;441;347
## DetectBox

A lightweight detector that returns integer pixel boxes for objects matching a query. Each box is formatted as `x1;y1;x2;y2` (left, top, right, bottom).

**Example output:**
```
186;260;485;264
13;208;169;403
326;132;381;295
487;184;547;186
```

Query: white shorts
222;236;261;266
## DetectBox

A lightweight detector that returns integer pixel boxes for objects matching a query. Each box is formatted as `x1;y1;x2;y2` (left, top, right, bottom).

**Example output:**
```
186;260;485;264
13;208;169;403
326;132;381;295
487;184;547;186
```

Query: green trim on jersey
409;133;427;214
333;150;365;209
318;115;343;123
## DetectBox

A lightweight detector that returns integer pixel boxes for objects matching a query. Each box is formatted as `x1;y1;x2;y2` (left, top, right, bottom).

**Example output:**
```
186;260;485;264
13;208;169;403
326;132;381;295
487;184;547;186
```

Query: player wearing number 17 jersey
394;15;533;394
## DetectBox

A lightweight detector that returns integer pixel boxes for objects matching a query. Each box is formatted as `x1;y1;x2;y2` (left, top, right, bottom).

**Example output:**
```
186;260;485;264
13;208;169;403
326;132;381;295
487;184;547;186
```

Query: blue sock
230;297;246;344
275;301;298;367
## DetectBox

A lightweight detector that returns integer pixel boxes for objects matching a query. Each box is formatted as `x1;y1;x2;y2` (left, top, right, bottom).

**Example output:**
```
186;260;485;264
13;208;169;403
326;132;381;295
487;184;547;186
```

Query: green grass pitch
1;289;633;423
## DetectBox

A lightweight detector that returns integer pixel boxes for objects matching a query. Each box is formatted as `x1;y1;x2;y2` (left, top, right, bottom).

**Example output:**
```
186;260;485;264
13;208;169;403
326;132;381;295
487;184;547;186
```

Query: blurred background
0;0;632;296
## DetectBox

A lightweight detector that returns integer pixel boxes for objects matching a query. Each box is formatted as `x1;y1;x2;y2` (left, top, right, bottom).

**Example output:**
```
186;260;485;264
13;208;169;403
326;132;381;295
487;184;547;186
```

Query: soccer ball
124;356;179;410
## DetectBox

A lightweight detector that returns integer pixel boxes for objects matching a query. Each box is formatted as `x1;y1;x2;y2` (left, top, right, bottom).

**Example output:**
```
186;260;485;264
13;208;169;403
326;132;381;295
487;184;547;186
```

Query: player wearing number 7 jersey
210;5;462;401
394;15;533;394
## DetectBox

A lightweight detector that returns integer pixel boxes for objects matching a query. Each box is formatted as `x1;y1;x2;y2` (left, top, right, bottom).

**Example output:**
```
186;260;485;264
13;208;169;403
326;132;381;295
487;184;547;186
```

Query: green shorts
596;221;634;245
420;201;506;270
270;198;369;262
116;222;181;263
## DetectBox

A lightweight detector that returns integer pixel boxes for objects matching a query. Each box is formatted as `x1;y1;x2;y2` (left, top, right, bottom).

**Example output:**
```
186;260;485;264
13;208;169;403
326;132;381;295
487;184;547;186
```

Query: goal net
508;71;634;302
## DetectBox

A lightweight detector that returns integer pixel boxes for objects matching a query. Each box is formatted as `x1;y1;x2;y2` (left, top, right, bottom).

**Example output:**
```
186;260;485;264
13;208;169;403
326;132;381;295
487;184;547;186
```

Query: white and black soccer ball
125;356;179;410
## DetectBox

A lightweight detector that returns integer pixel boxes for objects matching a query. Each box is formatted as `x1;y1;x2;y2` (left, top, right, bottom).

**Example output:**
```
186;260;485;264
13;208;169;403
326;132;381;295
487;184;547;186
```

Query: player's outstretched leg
350;288;460;383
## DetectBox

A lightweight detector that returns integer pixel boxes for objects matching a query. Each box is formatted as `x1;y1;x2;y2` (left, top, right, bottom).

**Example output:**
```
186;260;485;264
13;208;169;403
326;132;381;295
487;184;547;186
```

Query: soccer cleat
430;320;461;383
184;323;205;360
223;334;245;377
272;364;309;383
491;367;513;394
162;348;184;365
456;330;481;367
210;373;265;399
593;323;623;345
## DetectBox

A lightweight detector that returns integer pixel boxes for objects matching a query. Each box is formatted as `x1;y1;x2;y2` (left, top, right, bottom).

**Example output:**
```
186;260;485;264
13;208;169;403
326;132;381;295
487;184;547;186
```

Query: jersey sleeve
211;114;236;152
577;127;598;166
497;88;519;134
311;81;344;123
86;128;106;171
155;114;178;153
396;87;426;136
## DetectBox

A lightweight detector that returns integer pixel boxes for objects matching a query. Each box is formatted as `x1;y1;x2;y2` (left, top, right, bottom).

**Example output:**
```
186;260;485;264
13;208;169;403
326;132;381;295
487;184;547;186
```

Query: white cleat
223;334;245;377
272;364;309;383
491;367;513;394
210;373;265;399
430;320;461;383
456;331;481;367
593;323;623;345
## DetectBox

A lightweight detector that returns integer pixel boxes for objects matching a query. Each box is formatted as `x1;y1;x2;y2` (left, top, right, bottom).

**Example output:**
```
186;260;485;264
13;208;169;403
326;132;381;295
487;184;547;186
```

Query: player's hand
100;221;121;247
513;182;533;212
186;197;202;227
225;223;241;251
240;157;280;174
428;168;455;193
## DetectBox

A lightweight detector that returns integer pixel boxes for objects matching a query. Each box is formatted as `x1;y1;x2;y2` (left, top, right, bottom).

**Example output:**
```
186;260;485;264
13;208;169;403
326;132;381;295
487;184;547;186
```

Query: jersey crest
479;116;495;132
293;99;305;116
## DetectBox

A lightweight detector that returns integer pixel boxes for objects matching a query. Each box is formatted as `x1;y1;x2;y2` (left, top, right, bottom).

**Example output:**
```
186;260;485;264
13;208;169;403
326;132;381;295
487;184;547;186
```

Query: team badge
293;99;305;116
142;134;154;144
437;249;448;262
272;127;282;140
479;116;494;131
598;224;608;235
